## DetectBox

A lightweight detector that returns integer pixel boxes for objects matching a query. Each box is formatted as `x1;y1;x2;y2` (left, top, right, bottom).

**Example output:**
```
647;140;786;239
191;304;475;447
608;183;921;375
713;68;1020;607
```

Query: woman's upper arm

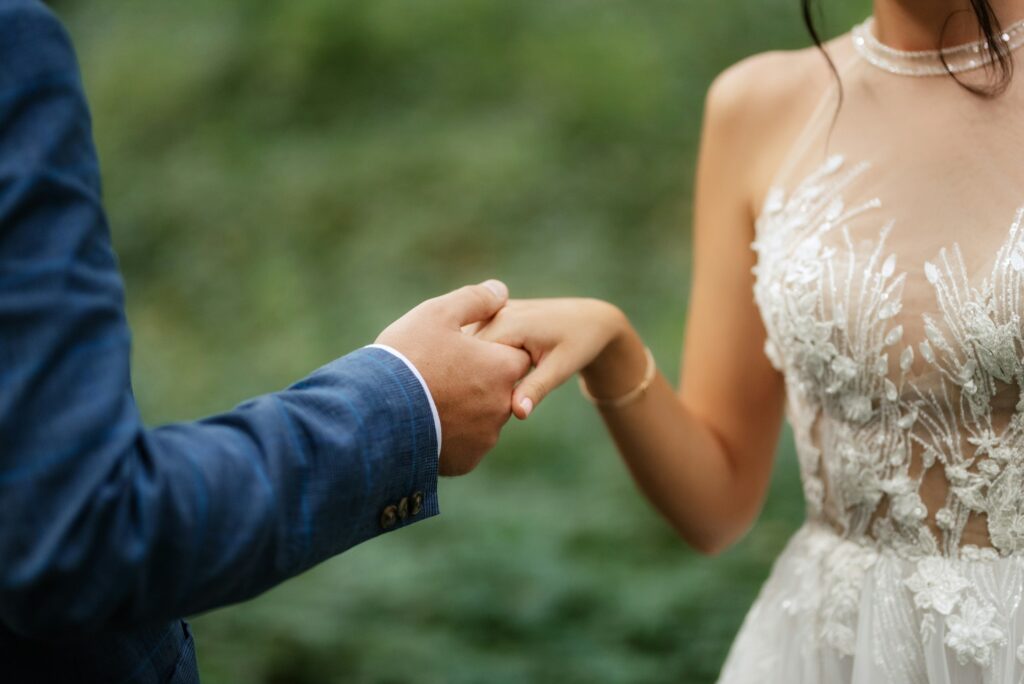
678;52;823;502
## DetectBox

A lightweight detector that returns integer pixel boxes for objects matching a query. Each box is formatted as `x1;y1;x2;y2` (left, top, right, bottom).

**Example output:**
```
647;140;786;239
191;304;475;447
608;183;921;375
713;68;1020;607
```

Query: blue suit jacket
0;2;440;681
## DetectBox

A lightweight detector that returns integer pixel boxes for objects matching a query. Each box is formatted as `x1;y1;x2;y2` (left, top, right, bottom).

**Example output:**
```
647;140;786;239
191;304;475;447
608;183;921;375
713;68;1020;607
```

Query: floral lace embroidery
905;557;969;616
903;557;1011;667
754;154;1024;558
751;155;1024;672
944;596;1007;667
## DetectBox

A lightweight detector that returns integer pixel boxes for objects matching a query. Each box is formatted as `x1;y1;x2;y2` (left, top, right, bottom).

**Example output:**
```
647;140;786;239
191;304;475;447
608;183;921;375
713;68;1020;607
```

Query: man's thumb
440;280;509;327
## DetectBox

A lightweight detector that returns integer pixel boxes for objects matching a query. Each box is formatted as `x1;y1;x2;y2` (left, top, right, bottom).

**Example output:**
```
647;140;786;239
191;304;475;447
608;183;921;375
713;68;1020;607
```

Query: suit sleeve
0;0;439;637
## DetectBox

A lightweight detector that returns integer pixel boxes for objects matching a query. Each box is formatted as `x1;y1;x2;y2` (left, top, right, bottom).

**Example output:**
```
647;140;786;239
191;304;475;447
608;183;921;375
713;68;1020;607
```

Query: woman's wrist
580;308;648;400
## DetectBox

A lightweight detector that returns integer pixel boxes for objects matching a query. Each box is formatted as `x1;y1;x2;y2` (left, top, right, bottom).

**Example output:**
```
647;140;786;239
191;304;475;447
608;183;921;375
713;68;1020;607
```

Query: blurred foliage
60;0;868;682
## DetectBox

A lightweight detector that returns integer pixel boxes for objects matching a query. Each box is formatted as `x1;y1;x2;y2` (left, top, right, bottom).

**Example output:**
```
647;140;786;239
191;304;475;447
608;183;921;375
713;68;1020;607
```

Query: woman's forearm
472;297;778;552
582;325;768;554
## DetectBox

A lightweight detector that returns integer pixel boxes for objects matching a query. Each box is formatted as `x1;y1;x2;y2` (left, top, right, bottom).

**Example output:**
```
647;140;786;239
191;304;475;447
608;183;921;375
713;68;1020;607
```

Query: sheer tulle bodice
719;20;1024;683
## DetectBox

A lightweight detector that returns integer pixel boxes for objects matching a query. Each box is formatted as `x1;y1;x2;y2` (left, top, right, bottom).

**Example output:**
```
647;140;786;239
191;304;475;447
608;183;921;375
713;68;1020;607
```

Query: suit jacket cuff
363;344;442;458
316;347;441;539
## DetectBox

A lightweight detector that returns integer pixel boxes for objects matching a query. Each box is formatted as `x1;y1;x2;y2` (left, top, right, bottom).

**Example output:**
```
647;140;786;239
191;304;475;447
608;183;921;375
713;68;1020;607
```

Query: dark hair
802;0;1015;97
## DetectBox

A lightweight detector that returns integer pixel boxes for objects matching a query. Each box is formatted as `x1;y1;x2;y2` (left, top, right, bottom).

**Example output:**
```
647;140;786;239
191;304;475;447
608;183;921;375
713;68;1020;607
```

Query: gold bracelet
578;346;656;409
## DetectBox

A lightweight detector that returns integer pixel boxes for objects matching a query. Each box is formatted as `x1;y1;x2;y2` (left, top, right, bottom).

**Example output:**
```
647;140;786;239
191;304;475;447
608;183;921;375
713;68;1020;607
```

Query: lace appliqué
754;154;1024;558
904;557;1009;667
752;155;1024;674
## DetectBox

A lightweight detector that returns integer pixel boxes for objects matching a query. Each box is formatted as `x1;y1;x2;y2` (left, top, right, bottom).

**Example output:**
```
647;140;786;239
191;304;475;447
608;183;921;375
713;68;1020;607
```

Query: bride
474;0;1024;681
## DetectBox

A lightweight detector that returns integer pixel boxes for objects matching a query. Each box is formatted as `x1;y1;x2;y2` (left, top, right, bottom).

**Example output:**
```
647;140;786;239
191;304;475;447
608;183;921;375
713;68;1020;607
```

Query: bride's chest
752;155;1024;426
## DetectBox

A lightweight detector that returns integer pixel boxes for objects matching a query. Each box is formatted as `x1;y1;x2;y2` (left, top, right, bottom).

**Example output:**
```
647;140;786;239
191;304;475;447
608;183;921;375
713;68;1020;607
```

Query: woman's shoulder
699;37;854;206
704;44;841;132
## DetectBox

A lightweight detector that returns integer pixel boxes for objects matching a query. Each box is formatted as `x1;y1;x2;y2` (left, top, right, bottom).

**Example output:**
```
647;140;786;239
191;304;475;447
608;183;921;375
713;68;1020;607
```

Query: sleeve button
411;491;424;516
397;497;410;520
380;505;398;530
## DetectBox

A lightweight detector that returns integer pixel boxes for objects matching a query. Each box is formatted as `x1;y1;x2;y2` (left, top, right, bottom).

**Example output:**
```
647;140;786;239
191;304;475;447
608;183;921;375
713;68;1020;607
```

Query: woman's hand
472;298;647;419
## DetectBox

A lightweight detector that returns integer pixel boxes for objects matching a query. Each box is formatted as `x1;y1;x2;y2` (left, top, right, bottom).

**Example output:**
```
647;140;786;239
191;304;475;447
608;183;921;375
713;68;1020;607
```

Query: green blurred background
56;1;869;682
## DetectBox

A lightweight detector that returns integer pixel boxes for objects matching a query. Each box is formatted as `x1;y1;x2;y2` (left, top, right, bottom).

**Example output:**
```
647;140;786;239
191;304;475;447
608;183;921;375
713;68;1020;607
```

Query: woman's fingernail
520;397;533;418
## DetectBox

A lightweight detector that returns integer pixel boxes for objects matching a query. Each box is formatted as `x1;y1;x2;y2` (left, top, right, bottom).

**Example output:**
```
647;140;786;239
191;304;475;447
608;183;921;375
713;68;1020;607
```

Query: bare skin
475;0;1024;554
377;280;531;476
875;0;1024;50
475;51;831;553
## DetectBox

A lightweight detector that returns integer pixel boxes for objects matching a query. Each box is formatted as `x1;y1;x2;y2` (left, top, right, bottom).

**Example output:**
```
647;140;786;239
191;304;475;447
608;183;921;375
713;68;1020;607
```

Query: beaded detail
852;16;1024;77
753;154;1024;560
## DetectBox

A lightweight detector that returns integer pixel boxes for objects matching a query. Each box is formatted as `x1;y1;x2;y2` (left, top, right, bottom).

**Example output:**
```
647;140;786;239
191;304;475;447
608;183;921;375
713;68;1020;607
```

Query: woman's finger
511;345;578;420
470;311;523;349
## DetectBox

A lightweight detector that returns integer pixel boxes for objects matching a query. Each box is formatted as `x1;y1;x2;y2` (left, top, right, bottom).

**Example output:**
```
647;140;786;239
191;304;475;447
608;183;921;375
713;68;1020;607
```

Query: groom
0;1;531;682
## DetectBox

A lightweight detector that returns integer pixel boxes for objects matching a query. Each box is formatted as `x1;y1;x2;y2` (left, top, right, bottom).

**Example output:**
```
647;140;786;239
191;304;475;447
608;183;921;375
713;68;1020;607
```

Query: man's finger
493;344;533;380
437;280;509;327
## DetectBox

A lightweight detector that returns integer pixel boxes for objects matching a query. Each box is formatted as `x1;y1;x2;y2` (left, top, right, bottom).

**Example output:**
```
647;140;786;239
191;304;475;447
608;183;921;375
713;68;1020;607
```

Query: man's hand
376;280;532;475
471;298;633;419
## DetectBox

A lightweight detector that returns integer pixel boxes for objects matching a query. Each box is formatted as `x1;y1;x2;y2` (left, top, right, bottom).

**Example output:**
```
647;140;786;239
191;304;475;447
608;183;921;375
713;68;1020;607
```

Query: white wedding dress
718;18;1024;684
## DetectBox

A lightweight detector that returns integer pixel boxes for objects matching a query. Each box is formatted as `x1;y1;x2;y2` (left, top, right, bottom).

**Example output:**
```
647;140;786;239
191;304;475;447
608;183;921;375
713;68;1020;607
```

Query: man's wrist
364;344;442;458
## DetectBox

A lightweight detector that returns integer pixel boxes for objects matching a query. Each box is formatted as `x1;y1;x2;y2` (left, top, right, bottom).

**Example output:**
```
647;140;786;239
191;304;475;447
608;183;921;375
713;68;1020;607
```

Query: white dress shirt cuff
364;344;442;459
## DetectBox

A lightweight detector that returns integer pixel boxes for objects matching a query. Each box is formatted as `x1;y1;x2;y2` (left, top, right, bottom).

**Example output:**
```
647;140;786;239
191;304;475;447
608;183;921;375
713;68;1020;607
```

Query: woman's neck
872;0;1024;50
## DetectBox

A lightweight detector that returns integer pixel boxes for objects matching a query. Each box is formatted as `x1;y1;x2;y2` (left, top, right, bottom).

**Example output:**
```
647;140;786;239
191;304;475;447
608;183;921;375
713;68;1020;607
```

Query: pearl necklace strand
852;16;1024;76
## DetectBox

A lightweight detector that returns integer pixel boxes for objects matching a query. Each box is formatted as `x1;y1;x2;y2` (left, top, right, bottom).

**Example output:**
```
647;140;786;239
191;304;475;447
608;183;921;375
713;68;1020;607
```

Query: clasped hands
376;279;638;476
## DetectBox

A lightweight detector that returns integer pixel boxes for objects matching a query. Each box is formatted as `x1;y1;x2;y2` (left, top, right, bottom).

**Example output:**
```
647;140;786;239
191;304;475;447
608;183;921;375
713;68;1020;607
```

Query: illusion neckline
852;16;1024;77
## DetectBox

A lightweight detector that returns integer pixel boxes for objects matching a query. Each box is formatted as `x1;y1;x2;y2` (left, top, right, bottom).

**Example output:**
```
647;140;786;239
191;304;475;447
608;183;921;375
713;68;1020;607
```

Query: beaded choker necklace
852;16;1024;76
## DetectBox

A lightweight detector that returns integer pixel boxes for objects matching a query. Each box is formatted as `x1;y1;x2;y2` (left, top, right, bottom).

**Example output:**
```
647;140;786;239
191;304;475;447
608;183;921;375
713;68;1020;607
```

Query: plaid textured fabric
0;2;439;681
